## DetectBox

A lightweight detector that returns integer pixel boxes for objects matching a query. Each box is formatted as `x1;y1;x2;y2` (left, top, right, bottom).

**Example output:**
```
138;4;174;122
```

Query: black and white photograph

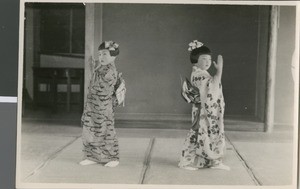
16;0;299;188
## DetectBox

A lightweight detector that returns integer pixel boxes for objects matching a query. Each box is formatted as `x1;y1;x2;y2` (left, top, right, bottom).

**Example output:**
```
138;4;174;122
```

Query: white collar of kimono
192;66;210;76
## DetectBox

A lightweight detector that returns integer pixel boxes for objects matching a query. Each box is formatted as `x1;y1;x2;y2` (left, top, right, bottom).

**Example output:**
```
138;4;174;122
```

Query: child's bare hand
89;56;95;66
89;56;96;72
213;55;223;71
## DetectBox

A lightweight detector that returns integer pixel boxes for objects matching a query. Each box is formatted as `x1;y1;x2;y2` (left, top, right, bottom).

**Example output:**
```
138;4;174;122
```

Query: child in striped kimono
80;41;125;167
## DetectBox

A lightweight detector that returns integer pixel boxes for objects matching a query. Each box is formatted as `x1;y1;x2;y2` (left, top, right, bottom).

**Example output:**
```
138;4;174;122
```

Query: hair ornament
188;40;204;52
105;41;119;51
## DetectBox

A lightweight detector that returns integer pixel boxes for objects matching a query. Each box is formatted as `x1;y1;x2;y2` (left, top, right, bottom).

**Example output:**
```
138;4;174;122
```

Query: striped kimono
81;63;119;163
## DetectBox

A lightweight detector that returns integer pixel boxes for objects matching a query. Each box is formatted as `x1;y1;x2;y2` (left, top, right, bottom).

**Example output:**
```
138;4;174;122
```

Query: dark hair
190;46;211;64
98;42;120;57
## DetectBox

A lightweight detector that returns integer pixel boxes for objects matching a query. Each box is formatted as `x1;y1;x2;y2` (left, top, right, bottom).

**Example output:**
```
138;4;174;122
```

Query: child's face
98;49;116;65
195;54;211;71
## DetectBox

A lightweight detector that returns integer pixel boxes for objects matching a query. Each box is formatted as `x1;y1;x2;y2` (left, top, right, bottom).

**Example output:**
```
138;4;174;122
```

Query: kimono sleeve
104;69;117;86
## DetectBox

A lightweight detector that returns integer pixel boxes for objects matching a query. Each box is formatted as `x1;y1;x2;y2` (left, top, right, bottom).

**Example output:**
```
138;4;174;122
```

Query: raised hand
213;55;223;71
89;56;96;72
213;55;223;81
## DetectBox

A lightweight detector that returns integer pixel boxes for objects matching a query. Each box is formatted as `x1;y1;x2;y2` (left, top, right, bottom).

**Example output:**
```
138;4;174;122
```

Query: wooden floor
17;117;295;186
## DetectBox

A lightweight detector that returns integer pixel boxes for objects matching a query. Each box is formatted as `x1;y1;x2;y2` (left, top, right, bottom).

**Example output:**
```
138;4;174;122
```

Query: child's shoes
181;166;199;171
104;161;119;167
210;163;230;171
79;159;97;166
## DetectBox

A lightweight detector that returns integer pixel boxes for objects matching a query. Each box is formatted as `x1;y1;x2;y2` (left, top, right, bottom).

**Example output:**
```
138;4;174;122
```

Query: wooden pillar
84;3;103;105
264;6;279;132
66;69;71;112
255;6;270;122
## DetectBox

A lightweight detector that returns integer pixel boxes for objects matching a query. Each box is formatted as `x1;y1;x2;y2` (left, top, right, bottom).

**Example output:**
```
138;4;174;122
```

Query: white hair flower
104;41;119;51
113;43;119;48
104;41;110;48
188;40;204;52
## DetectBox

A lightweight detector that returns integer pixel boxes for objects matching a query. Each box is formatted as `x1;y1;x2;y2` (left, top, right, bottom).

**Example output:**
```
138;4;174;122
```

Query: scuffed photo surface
16;1;299;189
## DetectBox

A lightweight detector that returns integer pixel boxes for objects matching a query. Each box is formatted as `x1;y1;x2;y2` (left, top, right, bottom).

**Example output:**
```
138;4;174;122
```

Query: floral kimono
179;66;226;168
81;63;119;163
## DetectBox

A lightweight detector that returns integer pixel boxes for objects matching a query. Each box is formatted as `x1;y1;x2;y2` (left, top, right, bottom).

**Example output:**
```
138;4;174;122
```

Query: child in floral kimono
179;40;230;171
80;41;125;167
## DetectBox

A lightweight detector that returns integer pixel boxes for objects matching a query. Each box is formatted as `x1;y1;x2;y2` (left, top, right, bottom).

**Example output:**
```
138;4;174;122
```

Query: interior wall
102;4;265;119
274;6;296;126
